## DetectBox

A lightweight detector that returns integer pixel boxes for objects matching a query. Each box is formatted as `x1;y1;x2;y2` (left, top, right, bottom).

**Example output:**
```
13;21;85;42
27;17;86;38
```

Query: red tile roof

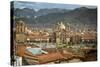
36;52;64;64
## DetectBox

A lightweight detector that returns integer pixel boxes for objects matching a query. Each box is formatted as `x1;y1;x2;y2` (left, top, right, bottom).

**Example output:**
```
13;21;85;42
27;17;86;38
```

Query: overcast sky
13;1;97;11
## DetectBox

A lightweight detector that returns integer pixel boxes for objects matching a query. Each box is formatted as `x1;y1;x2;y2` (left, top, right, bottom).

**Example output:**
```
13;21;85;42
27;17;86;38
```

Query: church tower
15;20;27;43
54;22;66;48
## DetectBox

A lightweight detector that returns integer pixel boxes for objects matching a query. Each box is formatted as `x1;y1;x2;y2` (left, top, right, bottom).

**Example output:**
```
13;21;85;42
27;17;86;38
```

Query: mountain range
12;7;97;28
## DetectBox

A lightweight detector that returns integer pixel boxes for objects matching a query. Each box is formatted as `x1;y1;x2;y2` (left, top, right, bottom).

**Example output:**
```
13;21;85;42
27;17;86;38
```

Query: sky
13;1;97;11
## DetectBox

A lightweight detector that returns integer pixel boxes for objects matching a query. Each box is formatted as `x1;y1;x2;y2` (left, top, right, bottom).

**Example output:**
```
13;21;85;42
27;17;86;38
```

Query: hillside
13;7;97;28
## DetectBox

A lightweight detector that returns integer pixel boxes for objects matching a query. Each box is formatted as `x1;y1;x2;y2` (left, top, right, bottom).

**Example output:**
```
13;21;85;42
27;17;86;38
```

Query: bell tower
15;20;27;43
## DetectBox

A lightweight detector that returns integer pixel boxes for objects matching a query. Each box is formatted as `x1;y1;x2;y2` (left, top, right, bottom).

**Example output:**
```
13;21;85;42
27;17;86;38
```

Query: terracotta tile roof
22;49;85;64
35;52;64;64
27;35;49;40
24;51;84;64
82;36;96;40
16;45;84;64
82;32;96;40
42;48;57;53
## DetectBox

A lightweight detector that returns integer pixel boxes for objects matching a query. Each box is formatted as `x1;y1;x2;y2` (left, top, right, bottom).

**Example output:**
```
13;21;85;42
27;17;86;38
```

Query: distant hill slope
13;7;97;28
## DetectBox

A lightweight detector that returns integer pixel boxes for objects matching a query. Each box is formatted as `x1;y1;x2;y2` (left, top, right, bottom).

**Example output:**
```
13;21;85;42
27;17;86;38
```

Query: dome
59;22;66;30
